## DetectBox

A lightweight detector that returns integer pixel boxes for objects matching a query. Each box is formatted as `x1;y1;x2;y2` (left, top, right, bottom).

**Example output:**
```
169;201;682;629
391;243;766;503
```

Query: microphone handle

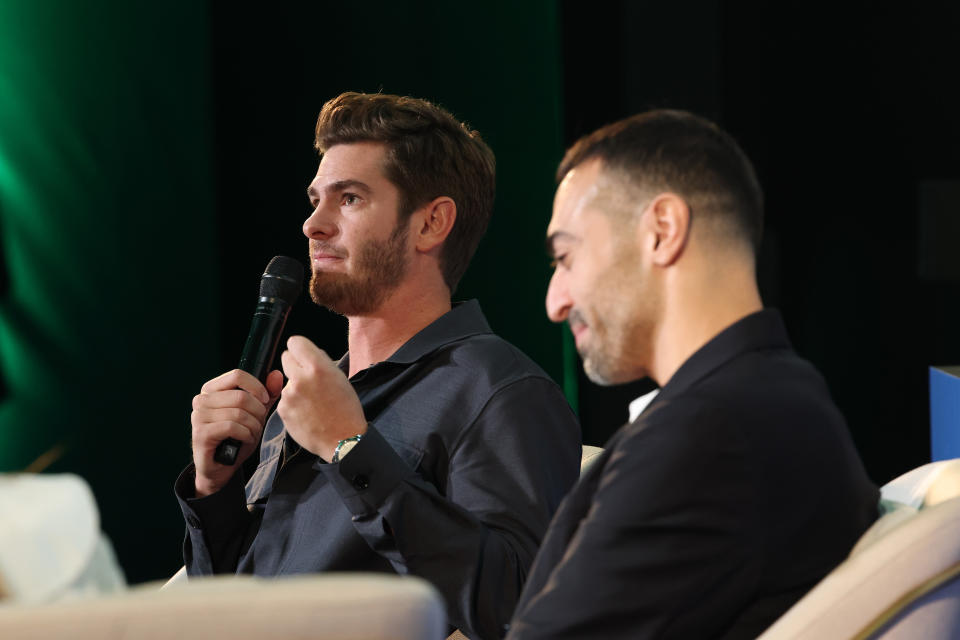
213;297;292;465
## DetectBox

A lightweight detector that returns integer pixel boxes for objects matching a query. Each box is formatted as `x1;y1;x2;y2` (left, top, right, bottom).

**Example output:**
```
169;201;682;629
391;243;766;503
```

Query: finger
280;348;297;380
286;336;332;365
200;369;271;403
281;346;316;381
193;420;261;456
286;335;320;354
193;406;266;437
265;369;285;404
193;388;270;421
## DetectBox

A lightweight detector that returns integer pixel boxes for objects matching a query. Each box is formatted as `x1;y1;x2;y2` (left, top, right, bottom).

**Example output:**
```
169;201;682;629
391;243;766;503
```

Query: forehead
550;159;596;234
314;141;390;184
548;158;623;239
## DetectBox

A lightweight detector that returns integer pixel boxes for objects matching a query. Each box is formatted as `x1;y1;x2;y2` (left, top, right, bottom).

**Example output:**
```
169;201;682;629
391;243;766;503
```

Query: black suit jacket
508;310;879;639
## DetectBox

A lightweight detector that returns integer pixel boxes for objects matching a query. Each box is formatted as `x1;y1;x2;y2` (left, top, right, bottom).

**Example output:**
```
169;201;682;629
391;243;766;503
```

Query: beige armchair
0;473;445;639
0;573;446;639
760;458;960;639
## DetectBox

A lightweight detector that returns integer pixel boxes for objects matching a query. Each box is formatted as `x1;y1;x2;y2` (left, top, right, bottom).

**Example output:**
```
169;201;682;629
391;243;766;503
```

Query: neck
345;275;451;377
646;253;762;387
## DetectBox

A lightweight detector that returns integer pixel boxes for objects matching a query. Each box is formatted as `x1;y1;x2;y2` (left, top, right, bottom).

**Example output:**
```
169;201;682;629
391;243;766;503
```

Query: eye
550;254;570;269
341;193;361;207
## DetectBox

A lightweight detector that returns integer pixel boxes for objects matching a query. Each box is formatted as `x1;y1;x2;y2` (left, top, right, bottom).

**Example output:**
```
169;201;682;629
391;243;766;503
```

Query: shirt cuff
174;464;250;546
314;425;418;517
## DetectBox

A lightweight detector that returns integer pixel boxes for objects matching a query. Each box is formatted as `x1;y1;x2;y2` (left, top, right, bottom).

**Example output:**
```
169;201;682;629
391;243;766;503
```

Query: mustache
309;241;347;259
568;309;587;330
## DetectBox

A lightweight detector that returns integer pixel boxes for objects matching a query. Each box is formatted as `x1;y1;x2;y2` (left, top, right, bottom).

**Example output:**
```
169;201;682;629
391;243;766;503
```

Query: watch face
334;435;362;463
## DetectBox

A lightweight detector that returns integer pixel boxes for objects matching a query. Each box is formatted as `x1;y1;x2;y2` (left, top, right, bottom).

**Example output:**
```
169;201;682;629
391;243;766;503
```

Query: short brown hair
315;92;496;292
558;110;764;253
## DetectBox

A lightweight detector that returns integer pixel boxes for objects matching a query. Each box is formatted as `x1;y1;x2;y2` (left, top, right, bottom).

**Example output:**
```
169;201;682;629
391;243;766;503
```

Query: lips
570;322;588;347
310;242;346;265
568;309;589;347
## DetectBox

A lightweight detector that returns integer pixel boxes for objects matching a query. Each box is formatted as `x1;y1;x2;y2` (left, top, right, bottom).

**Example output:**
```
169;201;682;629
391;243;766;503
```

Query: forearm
318;423;572;640
175;464;255;574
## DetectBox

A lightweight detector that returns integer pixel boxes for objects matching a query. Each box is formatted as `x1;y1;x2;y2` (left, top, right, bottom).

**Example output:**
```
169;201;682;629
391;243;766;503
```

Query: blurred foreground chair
0;473;126;603
579;444;604;474
0;472;445;640
760;458;960;639
0;573;446;639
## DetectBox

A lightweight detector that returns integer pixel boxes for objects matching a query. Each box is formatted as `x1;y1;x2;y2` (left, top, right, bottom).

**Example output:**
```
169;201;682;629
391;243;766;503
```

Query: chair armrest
0;573;446;640
161;566;188;590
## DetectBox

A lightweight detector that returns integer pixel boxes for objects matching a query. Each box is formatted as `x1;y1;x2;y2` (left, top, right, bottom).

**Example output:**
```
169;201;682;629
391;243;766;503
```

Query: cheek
569;265;602;306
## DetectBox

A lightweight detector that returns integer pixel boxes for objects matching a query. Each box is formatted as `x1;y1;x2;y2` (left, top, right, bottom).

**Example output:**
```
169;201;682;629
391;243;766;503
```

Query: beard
577;304;649;386
309;221;409;316
575;244;654;386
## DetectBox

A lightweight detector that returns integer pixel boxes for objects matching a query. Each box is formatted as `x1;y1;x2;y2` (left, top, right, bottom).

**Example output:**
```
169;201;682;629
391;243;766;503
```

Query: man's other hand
277;336;367;462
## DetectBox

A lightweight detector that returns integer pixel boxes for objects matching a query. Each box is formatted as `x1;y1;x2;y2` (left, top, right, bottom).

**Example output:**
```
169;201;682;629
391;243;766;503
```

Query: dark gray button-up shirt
176;300;581;639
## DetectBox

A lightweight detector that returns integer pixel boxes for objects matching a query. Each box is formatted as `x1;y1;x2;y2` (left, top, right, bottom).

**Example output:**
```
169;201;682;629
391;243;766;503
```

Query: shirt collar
337;299;493;373
628;388;661;423
658;308;792;400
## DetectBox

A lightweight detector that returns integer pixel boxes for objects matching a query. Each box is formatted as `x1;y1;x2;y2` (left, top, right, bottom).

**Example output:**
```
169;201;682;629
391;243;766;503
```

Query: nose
303;203;338;240
545;268;572;323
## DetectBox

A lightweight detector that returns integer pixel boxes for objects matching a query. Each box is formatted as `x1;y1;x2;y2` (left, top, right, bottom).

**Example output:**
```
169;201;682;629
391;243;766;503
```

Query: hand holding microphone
190;256;303;497
191;368;282;497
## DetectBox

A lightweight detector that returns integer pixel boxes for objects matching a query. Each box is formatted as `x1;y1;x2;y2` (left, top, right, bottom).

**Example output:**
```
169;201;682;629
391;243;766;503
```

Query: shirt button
187;515;201;529
352;474;370;490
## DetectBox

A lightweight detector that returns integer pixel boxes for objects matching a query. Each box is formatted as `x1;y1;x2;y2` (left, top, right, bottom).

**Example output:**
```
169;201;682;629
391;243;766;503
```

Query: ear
639;193;690;267
413;196;457;253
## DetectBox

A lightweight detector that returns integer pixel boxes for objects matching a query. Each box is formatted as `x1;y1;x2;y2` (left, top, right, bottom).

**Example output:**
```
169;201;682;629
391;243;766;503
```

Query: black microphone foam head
260;255;304;303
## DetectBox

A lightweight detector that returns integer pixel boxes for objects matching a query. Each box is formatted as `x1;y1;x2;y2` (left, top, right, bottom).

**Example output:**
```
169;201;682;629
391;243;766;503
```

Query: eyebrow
307;179;373;202
545;231;578;257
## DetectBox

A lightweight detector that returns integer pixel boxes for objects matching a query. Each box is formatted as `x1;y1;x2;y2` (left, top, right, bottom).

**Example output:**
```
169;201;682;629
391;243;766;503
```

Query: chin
583;363;616;387
583;357;643;387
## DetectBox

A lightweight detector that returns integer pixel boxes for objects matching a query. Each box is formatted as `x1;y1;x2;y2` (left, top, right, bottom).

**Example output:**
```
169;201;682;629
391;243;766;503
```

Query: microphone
213;255;304;465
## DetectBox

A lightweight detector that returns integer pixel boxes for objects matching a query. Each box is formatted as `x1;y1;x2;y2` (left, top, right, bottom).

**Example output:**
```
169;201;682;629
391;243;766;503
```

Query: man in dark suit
507;110;879;639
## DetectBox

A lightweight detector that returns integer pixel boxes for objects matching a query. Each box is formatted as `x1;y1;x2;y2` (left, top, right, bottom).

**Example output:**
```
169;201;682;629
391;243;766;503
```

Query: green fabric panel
0;2;218;580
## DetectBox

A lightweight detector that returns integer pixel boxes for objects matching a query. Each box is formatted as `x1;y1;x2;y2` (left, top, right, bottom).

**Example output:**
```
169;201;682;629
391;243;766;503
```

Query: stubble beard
309;222;410;316
580;308;649;386
579;248;654;386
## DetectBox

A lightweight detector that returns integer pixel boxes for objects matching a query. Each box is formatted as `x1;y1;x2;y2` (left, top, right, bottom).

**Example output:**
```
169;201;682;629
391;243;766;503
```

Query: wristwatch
332;434;363;463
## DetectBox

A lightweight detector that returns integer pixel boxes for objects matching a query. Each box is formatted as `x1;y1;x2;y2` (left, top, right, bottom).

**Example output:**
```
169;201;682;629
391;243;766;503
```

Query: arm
508;403;760;640
174;462;253;574
174;368;282;574
320;377;581;640
276;336;581;639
